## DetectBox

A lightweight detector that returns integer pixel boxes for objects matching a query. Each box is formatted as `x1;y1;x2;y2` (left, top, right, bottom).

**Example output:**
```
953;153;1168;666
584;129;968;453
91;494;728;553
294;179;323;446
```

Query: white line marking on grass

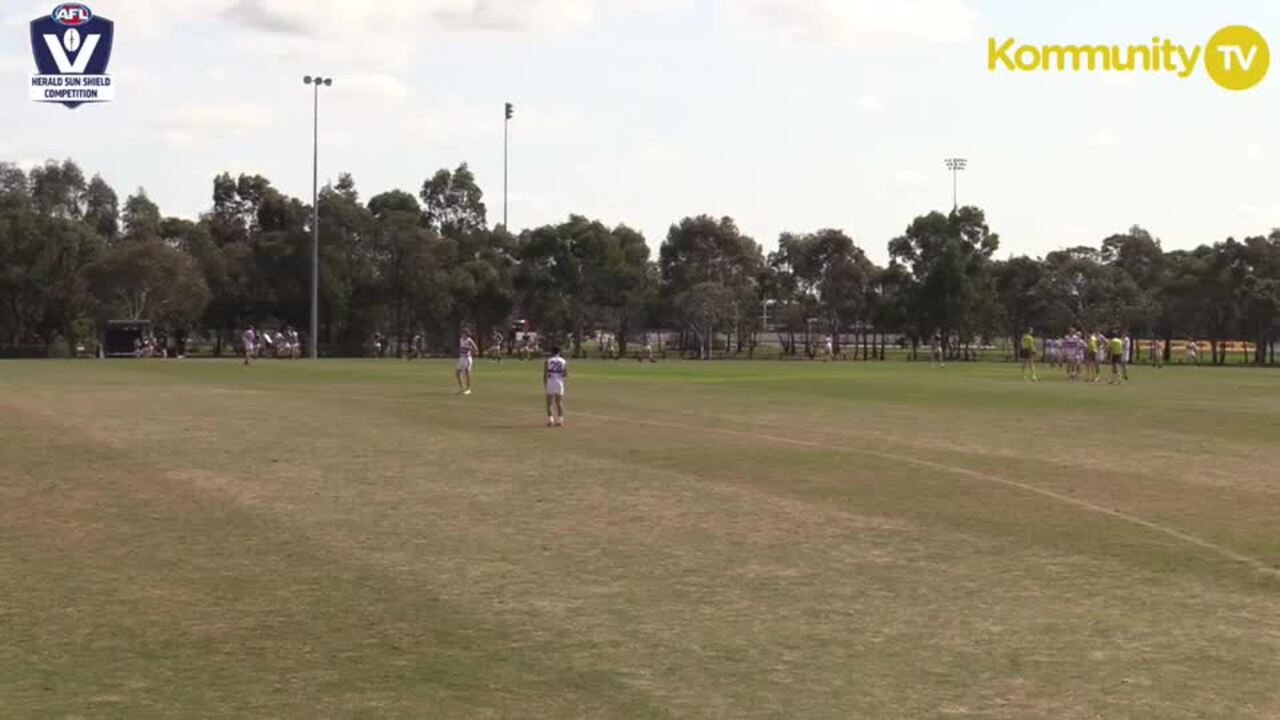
571;410;1280;581
274;385;1278;582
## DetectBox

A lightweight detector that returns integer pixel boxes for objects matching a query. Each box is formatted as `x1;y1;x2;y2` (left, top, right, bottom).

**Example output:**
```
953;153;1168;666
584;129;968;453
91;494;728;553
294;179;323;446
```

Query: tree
29;159;86;219
518;220;590;354
595;224;654;357
318;175;378;353
7;155;1279;365
89;240;210;327
660;215;764;356
367;190;451;354
1036;246;1138;333
82;175;119;241
122;189;161;241
993;256;1045;350
871;263;913;360
0;164;101;353
888;207;999;358
769;230;874;357
1101;226;1163;290
677;282;737;359
421;164;487;239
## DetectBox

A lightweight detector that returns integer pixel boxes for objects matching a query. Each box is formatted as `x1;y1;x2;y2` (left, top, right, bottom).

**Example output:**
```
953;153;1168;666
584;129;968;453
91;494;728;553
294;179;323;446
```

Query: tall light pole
304;74;333;359
944;157;967;212
504;102;514;229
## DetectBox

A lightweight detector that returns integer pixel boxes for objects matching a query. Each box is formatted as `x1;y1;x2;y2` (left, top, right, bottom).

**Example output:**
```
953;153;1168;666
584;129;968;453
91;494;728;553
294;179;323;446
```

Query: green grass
2;358;1278;718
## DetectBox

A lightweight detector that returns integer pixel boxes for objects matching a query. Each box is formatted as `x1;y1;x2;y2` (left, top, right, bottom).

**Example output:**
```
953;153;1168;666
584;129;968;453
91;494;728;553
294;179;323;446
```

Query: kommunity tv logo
988;25;1270;91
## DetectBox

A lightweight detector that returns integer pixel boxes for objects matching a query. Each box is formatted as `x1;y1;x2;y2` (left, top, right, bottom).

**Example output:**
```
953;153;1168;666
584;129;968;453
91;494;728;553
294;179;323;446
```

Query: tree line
1;158;1277;364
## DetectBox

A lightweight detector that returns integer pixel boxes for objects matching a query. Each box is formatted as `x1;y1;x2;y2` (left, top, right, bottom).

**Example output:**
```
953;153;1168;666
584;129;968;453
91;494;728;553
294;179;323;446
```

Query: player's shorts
1020;349;1033;360
546;379;565;396
244;343;255;355
456;356;473;372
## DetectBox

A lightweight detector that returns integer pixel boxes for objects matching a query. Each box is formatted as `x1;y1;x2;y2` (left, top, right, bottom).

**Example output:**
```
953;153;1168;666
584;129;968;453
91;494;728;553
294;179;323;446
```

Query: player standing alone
1020;328;1038;382
544;346;568;427
242;325;256;366
456;330;479;395
491;329;505;363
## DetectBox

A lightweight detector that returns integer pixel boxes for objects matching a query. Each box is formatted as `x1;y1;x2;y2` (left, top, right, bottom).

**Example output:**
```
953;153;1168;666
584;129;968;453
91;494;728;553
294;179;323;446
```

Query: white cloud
894;169;929;188
8;0;600;65
1088;129;1119;148
430;0;595;31
725;0;980;46
204;66;230;83
331;74;412;104
220;0;309;35
855;95;887;113
216;0;595;71
159;103;276;147
1237;202;1280;219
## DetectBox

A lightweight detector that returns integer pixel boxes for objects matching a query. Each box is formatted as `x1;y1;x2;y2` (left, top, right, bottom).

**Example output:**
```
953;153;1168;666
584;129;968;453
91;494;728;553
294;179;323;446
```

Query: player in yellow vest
1108;333;1126;384
1020;328;1038;382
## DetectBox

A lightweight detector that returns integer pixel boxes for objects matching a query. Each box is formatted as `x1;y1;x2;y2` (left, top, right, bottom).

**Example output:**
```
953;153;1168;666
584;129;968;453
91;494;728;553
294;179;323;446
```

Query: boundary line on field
566;409;1280;580
277;382;1277;582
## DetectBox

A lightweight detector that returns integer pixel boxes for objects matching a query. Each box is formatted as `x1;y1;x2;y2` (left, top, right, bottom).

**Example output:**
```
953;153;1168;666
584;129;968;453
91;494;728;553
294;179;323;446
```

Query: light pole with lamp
304;74;333;359
504;102;513;229
944;157;967;213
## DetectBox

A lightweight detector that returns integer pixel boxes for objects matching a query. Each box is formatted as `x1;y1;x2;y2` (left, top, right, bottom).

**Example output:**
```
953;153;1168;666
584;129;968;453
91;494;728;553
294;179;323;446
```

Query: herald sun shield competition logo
29;3;115;108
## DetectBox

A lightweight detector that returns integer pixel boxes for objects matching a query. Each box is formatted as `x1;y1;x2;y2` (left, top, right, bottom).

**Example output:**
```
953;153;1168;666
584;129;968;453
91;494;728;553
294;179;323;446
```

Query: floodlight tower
303;74;333;359
944;157;967;212
504;102;514;229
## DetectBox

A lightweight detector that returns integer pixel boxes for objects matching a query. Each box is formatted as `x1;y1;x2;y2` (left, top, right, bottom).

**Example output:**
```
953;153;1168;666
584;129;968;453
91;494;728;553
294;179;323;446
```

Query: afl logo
51;3;93;26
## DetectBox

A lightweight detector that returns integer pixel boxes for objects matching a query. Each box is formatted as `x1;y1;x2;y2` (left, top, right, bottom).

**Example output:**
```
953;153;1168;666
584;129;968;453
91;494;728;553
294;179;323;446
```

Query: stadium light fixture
304;75;334;359
504;102;514;229
944;157;967;212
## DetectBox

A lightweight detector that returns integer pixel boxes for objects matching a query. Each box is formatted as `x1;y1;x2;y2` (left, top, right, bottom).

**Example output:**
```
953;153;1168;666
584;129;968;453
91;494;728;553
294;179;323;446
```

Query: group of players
1024;329;1132;384
241;326;570;428
454;330;568;427
1021;329;1203;384
239;326;302;362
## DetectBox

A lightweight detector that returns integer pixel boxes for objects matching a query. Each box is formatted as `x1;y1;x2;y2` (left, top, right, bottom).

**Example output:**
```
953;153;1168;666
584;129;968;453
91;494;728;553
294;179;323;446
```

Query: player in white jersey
1094;332;1109;382
1185;339;1199;364
544;346;568;427
491;330;505;363
456;330;479;395
1121;332;1131;381
1061;332;1072;379
242;326;256;366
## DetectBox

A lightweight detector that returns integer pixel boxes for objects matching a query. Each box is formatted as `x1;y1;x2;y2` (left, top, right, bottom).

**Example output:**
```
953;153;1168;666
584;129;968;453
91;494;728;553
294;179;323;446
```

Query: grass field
2;358;1279;718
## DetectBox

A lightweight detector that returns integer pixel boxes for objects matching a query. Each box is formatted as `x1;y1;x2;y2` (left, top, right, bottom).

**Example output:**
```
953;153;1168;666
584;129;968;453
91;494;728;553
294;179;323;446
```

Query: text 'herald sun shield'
30;3;115;109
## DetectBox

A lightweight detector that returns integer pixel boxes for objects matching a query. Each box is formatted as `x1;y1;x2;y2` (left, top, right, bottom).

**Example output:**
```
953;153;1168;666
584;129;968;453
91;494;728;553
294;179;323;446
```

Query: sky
1;0;1278;263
